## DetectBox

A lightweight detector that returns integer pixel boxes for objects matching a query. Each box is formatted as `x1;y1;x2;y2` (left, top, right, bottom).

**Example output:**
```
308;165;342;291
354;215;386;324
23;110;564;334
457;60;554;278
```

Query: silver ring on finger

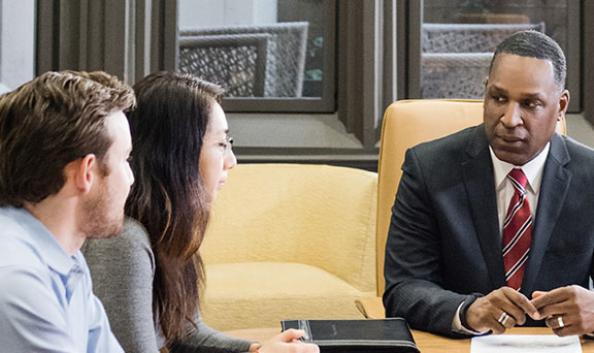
557;316;565;329
497;312;509;326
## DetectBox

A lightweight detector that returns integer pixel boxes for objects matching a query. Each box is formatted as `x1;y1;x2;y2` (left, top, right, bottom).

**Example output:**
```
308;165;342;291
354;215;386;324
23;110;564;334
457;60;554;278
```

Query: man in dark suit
383;30;594;337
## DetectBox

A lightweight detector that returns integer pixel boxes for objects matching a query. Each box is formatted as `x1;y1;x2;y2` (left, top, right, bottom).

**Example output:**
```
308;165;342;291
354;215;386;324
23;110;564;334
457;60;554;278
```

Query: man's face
483;53;569;166
83;111;134;239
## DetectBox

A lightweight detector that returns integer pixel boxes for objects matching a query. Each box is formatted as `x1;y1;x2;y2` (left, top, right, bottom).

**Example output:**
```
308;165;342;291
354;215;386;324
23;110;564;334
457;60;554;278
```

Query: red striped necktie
502;168;533;291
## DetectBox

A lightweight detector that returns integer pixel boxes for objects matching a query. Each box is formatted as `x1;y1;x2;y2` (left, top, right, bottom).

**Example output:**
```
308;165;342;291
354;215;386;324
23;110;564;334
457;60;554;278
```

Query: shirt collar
4;207;79;276
489;142;550;194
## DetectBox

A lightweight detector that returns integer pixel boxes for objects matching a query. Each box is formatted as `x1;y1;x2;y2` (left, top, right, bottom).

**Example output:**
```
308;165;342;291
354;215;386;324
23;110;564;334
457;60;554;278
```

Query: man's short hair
0;70;135;207
489;30;567;89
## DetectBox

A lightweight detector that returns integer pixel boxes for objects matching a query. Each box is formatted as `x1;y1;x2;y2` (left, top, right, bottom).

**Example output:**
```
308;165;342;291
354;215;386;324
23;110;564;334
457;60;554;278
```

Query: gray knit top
83;218;252;353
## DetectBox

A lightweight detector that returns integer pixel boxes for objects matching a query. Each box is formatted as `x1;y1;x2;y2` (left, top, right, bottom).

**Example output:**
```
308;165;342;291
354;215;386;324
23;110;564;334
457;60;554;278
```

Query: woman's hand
257;329;319;353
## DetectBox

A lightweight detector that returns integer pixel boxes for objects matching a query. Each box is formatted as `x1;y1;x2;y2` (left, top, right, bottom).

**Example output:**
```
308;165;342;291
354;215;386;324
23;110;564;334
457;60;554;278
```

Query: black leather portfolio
280;318;419;353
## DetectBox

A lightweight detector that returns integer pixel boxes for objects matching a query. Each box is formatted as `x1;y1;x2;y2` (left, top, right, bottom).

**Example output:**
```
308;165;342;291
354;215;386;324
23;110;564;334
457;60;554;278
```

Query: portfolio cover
280;318;419;353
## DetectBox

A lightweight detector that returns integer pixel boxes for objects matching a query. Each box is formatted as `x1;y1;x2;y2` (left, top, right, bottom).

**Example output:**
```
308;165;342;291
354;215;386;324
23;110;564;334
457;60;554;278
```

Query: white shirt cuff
452;301;488;335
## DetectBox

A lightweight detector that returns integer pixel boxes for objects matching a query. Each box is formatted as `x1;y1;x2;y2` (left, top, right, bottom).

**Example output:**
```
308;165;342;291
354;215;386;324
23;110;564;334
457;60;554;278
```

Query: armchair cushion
203;262;365;330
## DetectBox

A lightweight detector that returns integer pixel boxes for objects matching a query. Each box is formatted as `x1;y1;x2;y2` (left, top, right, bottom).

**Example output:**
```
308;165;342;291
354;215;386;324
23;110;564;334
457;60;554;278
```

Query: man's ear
558;89;570;121
71;154;97;193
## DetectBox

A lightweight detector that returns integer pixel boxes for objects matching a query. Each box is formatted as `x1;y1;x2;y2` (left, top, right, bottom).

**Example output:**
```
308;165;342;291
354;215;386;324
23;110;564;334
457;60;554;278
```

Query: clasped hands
465;285;594;336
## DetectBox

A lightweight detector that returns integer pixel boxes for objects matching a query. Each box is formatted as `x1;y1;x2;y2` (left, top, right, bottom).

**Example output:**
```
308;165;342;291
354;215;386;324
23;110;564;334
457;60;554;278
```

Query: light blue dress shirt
0;207;123;353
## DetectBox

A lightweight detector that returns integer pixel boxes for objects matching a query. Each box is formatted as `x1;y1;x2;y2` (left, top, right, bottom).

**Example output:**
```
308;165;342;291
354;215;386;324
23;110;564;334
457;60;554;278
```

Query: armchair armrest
354;297;386;319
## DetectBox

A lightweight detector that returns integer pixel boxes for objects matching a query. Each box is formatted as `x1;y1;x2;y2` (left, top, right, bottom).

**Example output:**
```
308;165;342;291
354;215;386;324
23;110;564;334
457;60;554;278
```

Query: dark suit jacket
383;124;594;337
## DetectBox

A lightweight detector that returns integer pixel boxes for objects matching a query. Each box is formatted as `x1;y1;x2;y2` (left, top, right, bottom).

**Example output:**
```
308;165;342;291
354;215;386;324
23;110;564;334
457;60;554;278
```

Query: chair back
179;34;268;96
203;163;377;292
422;22;546;53
420;22;545;99
375;99;567;295
181;22;308;97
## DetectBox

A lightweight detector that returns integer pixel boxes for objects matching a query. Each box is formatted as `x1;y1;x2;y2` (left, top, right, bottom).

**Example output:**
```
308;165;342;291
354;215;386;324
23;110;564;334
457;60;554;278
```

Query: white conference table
225;326;594;353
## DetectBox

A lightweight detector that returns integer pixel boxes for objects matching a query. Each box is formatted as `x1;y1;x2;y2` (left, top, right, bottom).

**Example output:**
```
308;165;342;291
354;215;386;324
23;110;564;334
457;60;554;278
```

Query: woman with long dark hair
83;71;317;353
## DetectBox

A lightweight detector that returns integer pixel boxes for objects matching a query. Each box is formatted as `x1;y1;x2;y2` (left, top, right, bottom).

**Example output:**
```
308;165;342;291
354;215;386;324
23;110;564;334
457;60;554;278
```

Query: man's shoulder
0;213;46;270
562;135;594;158
0;262;55;309
556;136;594;181
0;237;54;295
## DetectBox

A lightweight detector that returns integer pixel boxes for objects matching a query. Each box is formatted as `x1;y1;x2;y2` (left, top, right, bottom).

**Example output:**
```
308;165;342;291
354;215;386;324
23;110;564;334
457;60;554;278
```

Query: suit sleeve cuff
451;295;488;335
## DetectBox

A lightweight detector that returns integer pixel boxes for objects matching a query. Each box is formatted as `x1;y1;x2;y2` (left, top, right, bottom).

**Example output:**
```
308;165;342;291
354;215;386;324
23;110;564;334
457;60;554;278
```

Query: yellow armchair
200;163;378;330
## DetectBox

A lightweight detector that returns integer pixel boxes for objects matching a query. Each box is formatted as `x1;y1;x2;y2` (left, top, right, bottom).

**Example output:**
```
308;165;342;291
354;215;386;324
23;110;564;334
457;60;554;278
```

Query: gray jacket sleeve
170;313;252;353
83;219;162;353
83;219;253;353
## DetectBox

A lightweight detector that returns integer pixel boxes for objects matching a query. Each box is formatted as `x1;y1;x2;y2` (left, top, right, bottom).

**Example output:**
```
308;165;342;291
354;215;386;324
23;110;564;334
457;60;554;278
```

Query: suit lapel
522;134;572;295
462;126;506;289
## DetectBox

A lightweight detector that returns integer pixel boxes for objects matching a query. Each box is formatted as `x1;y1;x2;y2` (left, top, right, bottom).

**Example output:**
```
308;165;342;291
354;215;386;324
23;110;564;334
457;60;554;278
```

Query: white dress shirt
490;142;550;234
452;143;550;334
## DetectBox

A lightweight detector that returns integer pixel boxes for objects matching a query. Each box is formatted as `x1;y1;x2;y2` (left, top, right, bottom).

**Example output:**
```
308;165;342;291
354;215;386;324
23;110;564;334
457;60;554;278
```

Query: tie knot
508;168;528;192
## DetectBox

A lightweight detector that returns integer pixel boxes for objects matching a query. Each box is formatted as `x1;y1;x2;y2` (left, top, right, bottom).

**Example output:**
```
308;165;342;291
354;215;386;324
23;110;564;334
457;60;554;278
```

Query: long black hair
125;71;224;344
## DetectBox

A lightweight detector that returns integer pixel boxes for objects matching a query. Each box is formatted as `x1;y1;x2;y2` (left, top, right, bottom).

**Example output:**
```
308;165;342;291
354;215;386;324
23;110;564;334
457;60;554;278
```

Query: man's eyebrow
488;84;507;94
488;85;544;100
519;92;545;100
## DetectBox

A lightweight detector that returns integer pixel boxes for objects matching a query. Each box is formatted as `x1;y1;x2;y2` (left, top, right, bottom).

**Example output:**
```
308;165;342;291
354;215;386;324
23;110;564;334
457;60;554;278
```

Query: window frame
221;0;392;170
35;0;594;169
405;0;582;113
175;0;337;114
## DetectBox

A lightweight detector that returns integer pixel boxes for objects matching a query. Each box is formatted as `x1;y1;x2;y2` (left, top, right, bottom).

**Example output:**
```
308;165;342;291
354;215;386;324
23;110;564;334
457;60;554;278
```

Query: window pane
421;0;574;100
177;0;330;99
1;0;35;90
